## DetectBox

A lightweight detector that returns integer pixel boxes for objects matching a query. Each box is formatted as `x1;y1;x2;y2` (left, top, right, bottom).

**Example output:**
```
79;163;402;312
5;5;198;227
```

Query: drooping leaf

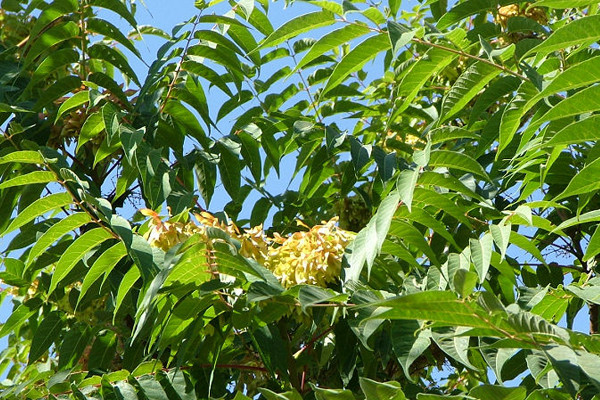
258;11;335;49
322;33;391;95
524;15;600;60
3;192;73;237
49;228;115;294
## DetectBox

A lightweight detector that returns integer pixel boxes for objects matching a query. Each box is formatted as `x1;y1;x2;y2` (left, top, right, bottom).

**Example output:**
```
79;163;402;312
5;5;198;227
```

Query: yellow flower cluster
266;219;352;287
141;209;352;288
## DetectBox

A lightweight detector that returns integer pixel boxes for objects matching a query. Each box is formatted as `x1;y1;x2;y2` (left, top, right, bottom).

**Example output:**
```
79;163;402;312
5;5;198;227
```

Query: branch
411;38;528;81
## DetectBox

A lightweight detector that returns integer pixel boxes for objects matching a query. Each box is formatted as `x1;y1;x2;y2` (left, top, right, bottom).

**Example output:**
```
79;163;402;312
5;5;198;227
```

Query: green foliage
1;0;600;399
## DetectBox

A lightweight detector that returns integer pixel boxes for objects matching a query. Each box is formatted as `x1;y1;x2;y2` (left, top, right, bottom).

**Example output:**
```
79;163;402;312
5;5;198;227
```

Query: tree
1;0;600;398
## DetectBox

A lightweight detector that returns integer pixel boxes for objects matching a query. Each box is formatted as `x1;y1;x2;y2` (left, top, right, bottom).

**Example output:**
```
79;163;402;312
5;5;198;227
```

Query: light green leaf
428;150;490;181
555;157;600;201
0;298;43;338
397;168;419;212
553;209;600;233
54;91;90;124
396;48;457;116
78;241;127;307
3;192;73;237
0;171;55;189
88;43;140;86
498;81;538;156
77;111;105;151
490;223;511;262
313;386;355;400
344;190;400;282
524;15;600;60
453;269;478;299
565;285;600;305
470;233;493;283
440;61;501;124
24;21;79;67
258;11;335;49
322;33;391;96
93;0;138;28
293;24;370;73
391;321;431;379
433;326;476;369
387;21;415;55
29;48;80;85
437;0;496;30
544;115;600;147
49;228;115;294
470;385;526;400
531;0;596;7
0;150;44;165
365;291;492;329
584;224;600;262
359;377;406;400
26;212;91;266
114;267;141;321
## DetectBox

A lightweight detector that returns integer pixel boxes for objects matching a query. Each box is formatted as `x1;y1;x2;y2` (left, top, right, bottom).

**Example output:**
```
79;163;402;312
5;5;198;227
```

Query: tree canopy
1;0;600;399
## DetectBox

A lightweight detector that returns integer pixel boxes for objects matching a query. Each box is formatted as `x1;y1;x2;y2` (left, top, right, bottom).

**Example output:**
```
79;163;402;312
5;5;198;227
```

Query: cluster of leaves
2;0;600;398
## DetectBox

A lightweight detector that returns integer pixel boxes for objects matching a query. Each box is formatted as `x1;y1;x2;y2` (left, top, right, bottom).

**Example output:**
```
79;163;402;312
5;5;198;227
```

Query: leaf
387;21;416;55
437;0;496;30
29;48;80;85
92;0;137;28
391;320;431;379
0;150;44;165
29;311;64;364
553;209;600;233
114;267;141;319
469;385;526;400
428;150;490;181
88;330;118;371
58;324;91;369
531;0;597;7
322;33;391;95
2;192;73;237
498;81;538;156
469;76;521;125
470;234;493;283
359;377;406;400
0;171;56;189
555;157;600;201
453;269;478;299
55;91;90;123
565;285;600;305
490;223;511;262
0;298;43;338
293;24;371;73
312;386;356;400
433;326;476;369
217;142;241;201
87;17;140;57
524;15;600;60
49;228;115;294
258;11;335;49
78;241;127;307
440;61;501;124
344;190;400;282
364;291;492;329
544;115;600;147
24;21;79;66
397;168;419;212
26;212;91;266
584;224;600;261
88;43;140;86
